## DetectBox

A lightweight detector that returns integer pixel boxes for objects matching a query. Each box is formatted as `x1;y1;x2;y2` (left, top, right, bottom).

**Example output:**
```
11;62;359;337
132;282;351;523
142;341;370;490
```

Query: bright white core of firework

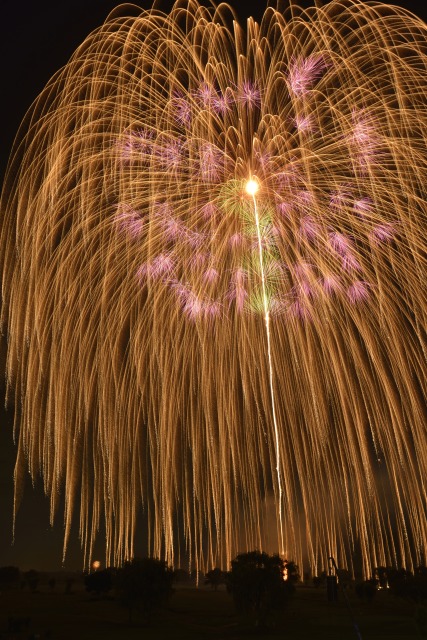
245;178;259;196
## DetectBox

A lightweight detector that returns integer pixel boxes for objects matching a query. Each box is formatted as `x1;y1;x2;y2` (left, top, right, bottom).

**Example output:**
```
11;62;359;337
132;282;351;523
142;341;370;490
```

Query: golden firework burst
1;0;427;576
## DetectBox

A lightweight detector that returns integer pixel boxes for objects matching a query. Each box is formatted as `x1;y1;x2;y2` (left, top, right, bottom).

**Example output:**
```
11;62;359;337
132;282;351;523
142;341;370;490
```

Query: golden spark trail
247;178;285;555
1;0;427;576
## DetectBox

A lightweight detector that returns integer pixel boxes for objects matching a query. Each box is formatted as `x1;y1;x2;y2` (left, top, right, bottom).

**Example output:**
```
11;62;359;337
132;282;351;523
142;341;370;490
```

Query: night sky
1;0;426;572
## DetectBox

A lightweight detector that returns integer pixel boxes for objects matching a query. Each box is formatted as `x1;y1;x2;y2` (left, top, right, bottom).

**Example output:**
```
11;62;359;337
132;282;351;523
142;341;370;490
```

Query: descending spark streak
1;0;427;577
247;178;285;556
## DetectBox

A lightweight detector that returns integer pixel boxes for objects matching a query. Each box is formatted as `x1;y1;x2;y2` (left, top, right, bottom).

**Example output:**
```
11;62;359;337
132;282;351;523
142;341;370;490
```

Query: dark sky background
1;0;426;572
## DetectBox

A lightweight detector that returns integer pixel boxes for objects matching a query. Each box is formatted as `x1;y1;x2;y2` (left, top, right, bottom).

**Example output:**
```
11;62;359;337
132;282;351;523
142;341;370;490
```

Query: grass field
0;579;424;639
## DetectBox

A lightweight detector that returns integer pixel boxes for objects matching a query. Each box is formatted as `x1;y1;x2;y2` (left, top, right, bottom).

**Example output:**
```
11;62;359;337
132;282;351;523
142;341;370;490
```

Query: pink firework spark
116;129;153;163
171;93;192;126
296;189;314;209
203;267;219;283
370;223;397;245
293;279;316;300
342;252;362;273
198;143;224;182
287;55;327;96
347;280;370;304
299;215;321;242
227;268;248;313
201;202;218;219
329;231;352;256
185;228;206;249
322;273;342;295
229;232;245;249
329;185;352;210
114;204;145;238
293;261;314;280
349;111;380;172
353;196;373;217
293;114;315;133
256;150;272;172
276;201;292;218
238;80;261;108
137;253;175;281
155;138;183;170
211;90;234;115
203;300;221;319
158;213;182;242
196;82;215;107
351;111;377;147
275;163;300;190
189;252;208;268
288;296;312;320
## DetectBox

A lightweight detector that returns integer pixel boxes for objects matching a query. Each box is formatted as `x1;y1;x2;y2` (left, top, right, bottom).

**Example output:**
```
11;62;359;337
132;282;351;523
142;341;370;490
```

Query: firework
1;0;427;577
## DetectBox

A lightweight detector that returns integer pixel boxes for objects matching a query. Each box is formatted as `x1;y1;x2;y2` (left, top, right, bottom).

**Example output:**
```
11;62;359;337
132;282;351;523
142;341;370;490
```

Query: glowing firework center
245;178;259;196
1;0;426;577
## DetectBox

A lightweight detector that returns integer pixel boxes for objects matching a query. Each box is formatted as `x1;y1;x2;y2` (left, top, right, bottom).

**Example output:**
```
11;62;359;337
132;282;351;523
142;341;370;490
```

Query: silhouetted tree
337;568;352;588
414;567;427;601
374;566;388;589
0;566;20;589
313;571;327;588
355;579;377;602
205;567;226;590
284;560;300;583
173;568;192;584
24;570;39;593
7;617;30;633
415;605;427;637
117;557;174;625
85;568;112;597
228;551;295;629
387;568;410;598
388;567;427;602
65;577;75;594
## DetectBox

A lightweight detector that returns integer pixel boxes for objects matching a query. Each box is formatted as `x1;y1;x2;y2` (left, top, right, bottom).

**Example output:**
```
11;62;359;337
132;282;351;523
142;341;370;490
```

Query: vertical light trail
2;0;427;575
246;178;284;555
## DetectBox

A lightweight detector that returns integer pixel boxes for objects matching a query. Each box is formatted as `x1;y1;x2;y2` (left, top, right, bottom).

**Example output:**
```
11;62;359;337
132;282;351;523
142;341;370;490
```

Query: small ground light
245;178;259;196
92;560;101;571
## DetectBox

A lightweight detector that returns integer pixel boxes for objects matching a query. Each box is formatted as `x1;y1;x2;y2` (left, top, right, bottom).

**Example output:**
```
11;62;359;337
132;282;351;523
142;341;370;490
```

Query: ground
0;578;423;639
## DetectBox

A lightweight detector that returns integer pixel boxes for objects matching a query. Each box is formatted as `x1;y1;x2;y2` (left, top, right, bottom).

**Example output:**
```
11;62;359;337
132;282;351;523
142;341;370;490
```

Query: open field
0;580;424;639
